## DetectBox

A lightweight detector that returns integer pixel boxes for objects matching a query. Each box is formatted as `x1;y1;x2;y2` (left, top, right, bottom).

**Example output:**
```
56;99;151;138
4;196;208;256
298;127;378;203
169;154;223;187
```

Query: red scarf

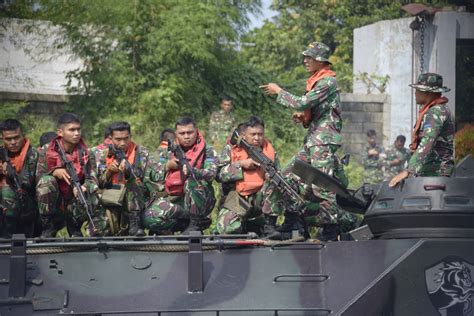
299;66;336;128
165;131;206;196
409;96;448;152
105;142;137;184
231;139;275;196
46;137;89;198
9;138;31;174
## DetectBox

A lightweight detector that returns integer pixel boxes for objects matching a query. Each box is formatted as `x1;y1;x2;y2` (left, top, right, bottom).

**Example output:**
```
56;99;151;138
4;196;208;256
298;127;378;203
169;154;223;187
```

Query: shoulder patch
423;123;432;129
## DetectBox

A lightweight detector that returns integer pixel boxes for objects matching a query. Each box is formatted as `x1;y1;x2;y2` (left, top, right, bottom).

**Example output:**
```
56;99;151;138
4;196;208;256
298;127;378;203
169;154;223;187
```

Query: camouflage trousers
36;175;100;234
95;180;146;236
143;180;215;234
0;184;39;237
272;144;357;231
215;190;266;234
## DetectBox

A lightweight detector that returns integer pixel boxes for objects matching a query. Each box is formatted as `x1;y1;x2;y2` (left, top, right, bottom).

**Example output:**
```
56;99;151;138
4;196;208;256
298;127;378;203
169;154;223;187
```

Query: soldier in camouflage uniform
36;113;100;237
208;97;237;152
215;116;279;235
383;135;410;181
0;119;39;238
95;121;158;236
143;117;218;234
362;129;384;184
390;73;455;187
260;42;355;240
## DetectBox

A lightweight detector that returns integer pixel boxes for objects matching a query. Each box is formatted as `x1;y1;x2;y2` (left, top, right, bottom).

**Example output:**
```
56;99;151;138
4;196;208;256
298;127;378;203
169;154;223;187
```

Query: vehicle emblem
425;256;474;316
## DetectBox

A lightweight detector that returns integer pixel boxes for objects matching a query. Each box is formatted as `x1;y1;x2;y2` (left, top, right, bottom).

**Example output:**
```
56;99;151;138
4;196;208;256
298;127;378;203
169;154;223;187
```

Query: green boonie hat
302;42;331;63
409;73;450;93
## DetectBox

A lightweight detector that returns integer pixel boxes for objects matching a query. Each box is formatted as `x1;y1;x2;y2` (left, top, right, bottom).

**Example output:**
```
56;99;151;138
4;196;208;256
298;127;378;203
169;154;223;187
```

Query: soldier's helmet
302;42;331;63
409;73;451;93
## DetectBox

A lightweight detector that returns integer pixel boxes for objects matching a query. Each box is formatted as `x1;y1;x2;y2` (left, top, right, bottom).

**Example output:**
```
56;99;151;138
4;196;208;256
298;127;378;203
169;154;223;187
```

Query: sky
248;0;279;29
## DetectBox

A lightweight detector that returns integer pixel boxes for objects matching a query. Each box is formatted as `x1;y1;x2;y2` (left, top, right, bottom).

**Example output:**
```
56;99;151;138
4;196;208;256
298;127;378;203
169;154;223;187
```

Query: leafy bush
455;124;474;162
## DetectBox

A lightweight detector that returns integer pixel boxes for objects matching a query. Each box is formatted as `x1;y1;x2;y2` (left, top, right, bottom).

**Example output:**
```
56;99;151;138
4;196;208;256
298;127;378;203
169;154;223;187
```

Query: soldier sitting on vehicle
0;119;40;238
95;121;158;236
143;117;218;234
36;113;100;237
390;73;454;187
215;116;279;236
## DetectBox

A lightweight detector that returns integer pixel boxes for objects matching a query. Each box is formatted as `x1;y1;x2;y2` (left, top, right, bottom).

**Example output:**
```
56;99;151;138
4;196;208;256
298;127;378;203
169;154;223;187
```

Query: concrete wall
0;18;81;99
353;11;474;144
340;93;390;163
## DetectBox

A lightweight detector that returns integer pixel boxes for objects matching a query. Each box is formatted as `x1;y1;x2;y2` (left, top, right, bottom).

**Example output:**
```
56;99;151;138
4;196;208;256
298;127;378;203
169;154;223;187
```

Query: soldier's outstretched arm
276;77;335;111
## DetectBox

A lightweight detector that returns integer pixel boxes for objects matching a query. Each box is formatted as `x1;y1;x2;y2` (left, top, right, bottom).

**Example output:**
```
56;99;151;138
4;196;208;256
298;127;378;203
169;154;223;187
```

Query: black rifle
55;140;96;230
167;139;199;183
229;130;305;210
107;144;137;179
0;148;24;197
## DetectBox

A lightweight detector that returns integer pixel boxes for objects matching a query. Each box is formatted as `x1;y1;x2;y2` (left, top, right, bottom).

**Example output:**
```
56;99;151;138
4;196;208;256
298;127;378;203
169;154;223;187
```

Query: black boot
263;216;281;240
66;217;83;237
181;217;202;235
128;211;145;237
318;224;340;242
277;213;307;241
40;215;58;238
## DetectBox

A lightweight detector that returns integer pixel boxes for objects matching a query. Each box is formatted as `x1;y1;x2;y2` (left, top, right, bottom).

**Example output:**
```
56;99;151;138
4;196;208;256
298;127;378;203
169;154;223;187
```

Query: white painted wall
353;11;474;145
0;18;81;96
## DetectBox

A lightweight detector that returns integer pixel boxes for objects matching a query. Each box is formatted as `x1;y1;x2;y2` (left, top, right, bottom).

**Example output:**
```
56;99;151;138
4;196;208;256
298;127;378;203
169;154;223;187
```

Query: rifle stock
55;140;96;230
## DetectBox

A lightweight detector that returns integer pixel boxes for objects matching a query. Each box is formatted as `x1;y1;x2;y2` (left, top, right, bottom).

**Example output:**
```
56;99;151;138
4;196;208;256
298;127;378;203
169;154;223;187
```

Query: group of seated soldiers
0;113;357;240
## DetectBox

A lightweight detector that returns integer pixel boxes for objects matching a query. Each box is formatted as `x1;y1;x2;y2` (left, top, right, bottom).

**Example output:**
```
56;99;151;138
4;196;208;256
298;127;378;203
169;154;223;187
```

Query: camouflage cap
302;42;331;63
409;73;451;93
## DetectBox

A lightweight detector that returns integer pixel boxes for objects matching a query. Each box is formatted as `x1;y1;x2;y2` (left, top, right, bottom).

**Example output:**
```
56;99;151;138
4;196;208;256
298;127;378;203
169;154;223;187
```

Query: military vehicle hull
1;236;473;315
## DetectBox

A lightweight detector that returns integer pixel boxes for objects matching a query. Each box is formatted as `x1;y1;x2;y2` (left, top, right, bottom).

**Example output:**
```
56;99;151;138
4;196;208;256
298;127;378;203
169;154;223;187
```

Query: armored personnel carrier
0;156;473;315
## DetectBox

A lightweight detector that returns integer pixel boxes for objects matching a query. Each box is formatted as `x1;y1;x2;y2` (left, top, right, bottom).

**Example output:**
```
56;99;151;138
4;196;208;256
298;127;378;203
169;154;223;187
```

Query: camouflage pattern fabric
36;143;100;235
208;110;236;151
264;144;357;231
407;104;455;176
276;76;342;147
142;144;218;233
0;146;39;237
383;145;411;180
275;79;356;231
362;144;384;184
94;145;158;235
214;143;280;234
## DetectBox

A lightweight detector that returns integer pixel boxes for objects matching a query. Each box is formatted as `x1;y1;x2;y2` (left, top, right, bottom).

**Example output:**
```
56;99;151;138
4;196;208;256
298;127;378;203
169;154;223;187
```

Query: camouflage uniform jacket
96;145;159;194
216;143;280;191
0;145;39;214
36;141;99;195
156;143;218;187
407;104;455;176
383;145;410;179
277;77;342;147
208;110;236;145
362;144;384;169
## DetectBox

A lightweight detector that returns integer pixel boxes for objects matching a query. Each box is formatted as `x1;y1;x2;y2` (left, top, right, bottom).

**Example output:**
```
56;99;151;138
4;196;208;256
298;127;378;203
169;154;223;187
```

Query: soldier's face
367;136;376;147
110;130;131;150
2;128;25;154
395;139;405;150
303;56;324;73
243;125;264;147
220;100;233;113
176;124;197;150
58;123;81;145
